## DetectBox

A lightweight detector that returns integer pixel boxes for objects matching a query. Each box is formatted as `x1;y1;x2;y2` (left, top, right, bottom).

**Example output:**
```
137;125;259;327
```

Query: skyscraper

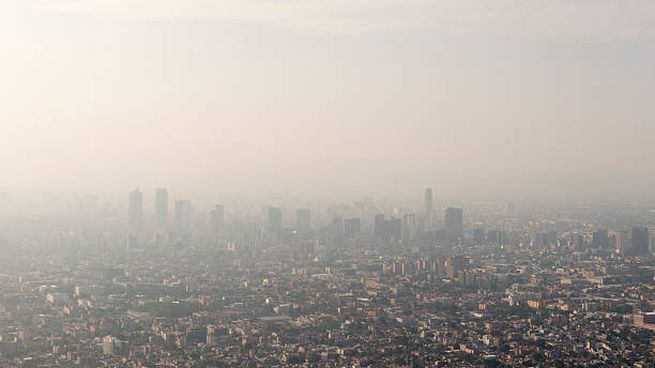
473;228;485;244
374;214;401;243
329;217;345;236
155;188;168;228
296;208;311;232
402;213;417;241
175;200;192;230
210;204;225;233
444;207;463;239
374;214;386;238
424;188;434;230
592;229;610;248
344;218;361;235
571;233;585;250
268;207;282;233
388;218;402;241
424;188;433;215
128;189;143;227
631;227;650;255
611;230;627;253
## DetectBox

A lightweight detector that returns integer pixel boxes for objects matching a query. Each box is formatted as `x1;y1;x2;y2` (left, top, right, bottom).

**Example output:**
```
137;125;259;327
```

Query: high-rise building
473;228;485;244
374;214;401;242
424;188;434;230
268;207;282;233
296;208;311;232
612;230;627;253
388;218;402;241
374;214;386;238
592;229;610;248
155;188;168;228
402;213;417;241
128;189;143;227
631;227;650;255
444;207;463;239
344;218;361;235
487;229;507;245
570;233;585;250
175;200;192;230
424;188;433;215
210;204;225;233
329;217;345;236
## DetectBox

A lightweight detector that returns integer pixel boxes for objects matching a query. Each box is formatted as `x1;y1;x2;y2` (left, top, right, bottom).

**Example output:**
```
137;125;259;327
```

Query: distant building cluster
0;187;653;366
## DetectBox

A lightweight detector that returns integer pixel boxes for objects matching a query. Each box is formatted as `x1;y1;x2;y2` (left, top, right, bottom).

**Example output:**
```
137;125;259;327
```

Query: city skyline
2;1;655;366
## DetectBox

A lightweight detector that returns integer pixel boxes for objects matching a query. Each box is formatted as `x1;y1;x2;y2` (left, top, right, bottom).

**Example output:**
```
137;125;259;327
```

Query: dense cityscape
4;1;655;366
0;188;654;367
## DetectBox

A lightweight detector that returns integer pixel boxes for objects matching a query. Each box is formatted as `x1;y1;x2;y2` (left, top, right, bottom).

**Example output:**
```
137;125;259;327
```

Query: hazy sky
1;0;655;201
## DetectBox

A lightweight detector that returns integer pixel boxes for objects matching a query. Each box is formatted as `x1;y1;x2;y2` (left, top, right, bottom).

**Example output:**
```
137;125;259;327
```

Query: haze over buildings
1;1;655;202
3;2;655;367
